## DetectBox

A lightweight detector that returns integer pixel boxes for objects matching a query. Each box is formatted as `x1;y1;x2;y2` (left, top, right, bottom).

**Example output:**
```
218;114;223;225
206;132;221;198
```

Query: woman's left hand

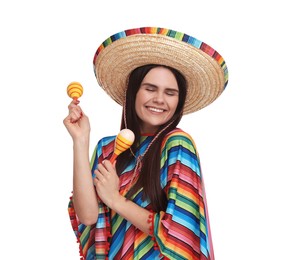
93;160;121;208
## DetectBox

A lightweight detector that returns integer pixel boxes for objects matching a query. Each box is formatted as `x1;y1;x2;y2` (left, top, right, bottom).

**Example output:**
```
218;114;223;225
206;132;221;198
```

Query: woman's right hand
63;99;91;141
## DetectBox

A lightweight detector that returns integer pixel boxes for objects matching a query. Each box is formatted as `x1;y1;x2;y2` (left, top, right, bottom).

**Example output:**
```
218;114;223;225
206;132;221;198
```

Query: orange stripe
117;134;133;145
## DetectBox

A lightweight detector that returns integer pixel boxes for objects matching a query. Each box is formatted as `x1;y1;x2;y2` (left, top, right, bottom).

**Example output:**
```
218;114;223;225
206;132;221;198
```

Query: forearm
72;137;98;225
111;195;152;235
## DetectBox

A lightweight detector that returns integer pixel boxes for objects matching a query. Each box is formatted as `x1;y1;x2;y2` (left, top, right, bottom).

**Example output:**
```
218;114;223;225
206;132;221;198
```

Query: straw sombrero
93;27;228;114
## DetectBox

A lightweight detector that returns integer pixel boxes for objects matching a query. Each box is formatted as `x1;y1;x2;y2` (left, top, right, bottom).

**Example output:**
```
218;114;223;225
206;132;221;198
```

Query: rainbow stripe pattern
93;27;228;88
68;128;214;259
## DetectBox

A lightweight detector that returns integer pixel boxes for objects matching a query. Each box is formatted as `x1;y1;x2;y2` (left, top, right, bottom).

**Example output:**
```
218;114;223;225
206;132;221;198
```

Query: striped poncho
68;128;214;259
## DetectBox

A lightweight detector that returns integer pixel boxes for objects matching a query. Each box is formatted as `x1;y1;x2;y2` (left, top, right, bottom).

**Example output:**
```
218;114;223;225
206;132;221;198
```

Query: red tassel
153;241;159;250
148;210;155;236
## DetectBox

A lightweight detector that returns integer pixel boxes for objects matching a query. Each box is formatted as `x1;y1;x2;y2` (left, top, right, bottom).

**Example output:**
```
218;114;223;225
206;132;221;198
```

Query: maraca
110;129;135;163
67;81;83;100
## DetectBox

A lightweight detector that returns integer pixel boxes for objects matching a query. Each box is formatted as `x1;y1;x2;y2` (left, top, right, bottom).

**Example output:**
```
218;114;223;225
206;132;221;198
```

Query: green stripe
90;145;98;168
169;188;200;219
80;225;92;245
134;237;153;258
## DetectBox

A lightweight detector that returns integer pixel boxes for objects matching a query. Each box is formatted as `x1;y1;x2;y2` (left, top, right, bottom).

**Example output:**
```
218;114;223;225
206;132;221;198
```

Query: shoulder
94;135;116;157
164;128;193;140
97;135;116;147
162;128;198;154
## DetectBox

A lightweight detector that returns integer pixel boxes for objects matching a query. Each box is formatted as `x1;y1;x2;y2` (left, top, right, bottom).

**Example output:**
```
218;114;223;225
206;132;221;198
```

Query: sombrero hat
93;27;228;114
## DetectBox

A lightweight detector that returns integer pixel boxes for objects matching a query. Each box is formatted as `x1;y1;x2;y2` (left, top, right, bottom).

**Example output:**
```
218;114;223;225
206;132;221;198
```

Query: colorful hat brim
93;27;228;114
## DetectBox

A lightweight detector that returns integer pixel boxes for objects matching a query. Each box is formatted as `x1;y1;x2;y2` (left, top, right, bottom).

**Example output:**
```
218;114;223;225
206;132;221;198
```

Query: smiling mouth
147;106;165;113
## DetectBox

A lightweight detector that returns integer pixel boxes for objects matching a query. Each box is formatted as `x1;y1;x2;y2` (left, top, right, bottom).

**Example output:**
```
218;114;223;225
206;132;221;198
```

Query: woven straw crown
93;27;228;114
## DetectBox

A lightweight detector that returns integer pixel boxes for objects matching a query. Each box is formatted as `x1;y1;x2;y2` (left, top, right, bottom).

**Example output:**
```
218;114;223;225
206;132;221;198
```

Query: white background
0;0;287;259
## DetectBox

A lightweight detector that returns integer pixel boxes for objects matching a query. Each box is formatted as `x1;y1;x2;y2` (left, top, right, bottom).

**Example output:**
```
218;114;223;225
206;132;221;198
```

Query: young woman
64;27;228;260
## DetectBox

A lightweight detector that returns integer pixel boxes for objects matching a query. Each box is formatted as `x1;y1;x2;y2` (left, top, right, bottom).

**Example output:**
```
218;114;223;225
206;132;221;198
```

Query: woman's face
135;66;179;134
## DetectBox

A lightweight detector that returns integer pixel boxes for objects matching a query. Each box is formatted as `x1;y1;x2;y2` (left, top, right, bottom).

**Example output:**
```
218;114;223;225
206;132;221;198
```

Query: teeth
148;107;164;112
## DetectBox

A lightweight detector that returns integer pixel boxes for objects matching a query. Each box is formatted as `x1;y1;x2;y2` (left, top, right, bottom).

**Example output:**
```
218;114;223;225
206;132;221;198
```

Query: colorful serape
68;128;214;259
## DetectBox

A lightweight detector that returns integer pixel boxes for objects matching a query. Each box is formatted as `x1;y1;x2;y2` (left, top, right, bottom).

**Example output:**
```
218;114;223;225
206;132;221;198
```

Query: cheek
135;93;144;115
170;98;179;112
135;90;149;107
135;94;141;109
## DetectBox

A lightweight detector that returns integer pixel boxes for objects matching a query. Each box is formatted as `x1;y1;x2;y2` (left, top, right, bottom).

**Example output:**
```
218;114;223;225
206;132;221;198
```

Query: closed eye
144;85;157;92
165;89;179;96
140;83;178;96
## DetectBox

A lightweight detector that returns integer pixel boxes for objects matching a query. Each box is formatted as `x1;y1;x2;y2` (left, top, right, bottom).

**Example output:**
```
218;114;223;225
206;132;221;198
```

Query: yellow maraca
110;129;135;163
67;81;83;100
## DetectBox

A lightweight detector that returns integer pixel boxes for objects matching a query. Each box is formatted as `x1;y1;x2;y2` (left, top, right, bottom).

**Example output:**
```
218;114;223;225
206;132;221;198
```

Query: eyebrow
141;83;179;93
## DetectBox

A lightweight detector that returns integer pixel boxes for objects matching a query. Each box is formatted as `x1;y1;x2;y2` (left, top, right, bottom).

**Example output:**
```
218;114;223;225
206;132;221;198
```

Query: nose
152;91;164;103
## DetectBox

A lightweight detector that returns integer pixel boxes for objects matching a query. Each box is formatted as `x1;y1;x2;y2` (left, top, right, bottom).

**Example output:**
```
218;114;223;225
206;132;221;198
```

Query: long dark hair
116;64;187;212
